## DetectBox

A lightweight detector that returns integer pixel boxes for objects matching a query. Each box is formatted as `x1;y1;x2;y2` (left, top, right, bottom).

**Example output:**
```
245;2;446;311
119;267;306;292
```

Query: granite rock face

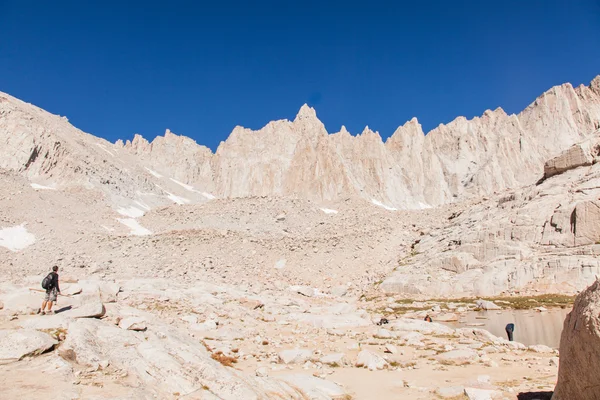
552;279;600;400
3;76;600;210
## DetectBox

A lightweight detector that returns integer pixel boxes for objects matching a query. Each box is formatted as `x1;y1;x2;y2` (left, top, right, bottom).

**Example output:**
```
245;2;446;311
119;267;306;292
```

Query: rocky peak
294;104;317;121
590;75;600;96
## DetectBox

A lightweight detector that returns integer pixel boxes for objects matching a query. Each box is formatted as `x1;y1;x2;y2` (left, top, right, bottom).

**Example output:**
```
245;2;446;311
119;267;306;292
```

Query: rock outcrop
552;279;600;400
2;76;600;210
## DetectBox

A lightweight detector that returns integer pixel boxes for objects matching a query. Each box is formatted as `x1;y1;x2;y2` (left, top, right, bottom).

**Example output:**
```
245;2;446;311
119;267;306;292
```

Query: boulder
436;313;459;322
464;387;499;400
437;386;465;398
118;317;147;331
544;140;598;179
571;200;600;246
475;299;501;310
60;318;310;399
319;353;346;366
0;329;57;364
78;280;121;303
355;350;388;370
290;286;316;297
384;344;397;354
374;328;394;339
278;349;313;365
19;314;69;330
64;293;106;319
437;349;478;365
528;344;554;353
330;285;348;297
278;374;348;400
389;318;454;335
553;279;600;400
62;284;82;296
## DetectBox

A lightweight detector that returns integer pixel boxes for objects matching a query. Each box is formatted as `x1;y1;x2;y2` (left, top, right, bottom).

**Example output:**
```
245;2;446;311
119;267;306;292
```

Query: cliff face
2;77;600;210
117;77;600;209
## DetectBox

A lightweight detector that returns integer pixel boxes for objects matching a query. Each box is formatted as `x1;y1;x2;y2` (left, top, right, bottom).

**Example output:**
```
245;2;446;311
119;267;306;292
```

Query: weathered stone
389;318;454;335
572;200;600;246
330;285;348;297
475;299;501;310
528;344;554;353
319;353;346;366
278;374;348;399
374;328;394;339
278;349;313;365
437;349;478;365
118;317;147;331
553;279;600;400
64;294;106;319
437;386;465;398
355;350;388;370
544;140;597;179
0;329;57;364
464;387;499;400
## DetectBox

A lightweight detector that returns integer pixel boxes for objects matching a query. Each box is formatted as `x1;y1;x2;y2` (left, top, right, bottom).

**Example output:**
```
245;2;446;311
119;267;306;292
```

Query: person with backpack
39;266;61;315
505;323;515;341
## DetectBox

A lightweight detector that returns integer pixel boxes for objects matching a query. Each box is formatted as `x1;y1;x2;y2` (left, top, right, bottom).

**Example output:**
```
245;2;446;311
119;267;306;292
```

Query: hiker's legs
45;301;53;312
40;300;47;313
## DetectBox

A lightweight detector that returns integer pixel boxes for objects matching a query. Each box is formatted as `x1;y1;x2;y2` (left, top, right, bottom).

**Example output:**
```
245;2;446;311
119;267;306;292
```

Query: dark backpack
41;273;54;290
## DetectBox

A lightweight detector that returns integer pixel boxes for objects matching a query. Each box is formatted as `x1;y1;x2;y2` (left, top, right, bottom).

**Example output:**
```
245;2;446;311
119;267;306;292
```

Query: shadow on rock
517;391;553;400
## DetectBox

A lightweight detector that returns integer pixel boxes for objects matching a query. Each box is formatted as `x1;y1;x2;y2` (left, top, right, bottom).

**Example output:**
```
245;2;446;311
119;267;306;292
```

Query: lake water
442;308;571;348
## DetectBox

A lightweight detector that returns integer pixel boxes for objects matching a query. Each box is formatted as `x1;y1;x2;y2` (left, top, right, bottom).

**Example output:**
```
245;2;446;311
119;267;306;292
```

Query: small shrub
211;351;237;367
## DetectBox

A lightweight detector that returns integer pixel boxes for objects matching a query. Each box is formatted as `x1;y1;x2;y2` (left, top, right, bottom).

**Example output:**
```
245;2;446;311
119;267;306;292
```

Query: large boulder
278;374;348;400
0;329;57;364
571;200;600;246
278;349;313;365
59;318;320;399
63;293;106;319
544;140;599;179
355;350;388;370
553;279;600;400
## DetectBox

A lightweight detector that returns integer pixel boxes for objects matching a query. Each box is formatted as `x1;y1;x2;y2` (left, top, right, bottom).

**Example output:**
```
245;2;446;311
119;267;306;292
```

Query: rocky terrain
1;76;600;399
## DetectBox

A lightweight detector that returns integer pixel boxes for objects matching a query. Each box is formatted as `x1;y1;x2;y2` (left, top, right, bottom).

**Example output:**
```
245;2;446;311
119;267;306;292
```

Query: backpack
41;273;54;290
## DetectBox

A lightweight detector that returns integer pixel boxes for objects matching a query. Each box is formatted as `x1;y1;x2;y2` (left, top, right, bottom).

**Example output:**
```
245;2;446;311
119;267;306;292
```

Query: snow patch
371;199;397;211
166;192;190;205
134;200;151;211
145;168;162;178
155;185;190;205
116;206;145;218
117;219;152;236
100;225;115;232
0;224;36;251
320;208;338;215
30;183;56;190
95;143;115;157
170;178;194;191
170;178;216;200
417;202;432;210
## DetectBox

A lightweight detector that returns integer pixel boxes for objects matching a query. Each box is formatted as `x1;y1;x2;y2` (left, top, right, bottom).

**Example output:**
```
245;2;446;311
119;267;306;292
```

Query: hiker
39;266;61;315
424;315;432;322
505;323;515;341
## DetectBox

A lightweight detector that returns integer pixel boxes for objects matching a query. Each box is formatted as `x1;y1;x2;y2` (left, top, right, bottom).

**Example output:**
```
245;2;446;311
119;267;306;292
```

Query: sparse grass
371;293;575;313
42;327;68;341
332;395;353;400
211;351;238;367
436;395;467;400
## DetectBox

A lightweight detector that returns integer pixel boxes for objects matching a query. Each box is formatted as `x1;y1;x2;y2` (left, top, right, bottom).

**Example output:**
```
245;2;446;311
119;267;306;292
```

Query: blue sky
1;1;599;151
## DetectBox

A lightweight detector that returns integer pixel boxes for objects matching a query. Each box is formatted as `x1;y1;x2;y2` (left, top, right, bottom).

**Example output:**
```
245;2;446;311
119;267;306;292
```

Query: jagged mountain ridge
2;76;600;210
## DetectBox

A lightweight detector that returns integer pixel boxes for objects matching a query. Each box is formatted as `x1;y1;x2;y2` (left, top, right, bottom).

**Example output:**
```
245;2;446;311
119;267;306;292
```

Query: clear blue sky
1;1;599;151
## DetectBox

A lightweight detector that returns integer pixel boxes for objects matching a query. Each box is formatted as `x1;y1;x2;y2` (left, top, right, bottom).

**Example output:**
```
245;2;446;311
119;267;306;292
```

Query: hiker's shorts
44;288;57;302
